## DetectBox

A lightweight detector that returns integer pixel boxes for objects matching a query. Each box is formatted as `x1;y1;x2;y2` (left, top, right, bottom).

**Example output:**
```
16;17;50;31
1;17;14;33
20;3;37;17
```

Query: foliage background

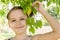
0;0;60;40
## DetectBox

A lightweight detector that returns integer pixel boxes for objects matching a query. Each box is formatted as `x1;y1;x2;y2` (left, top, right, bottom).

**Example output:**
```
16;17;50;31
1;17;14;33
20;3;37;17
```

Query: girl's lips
15;26;24;28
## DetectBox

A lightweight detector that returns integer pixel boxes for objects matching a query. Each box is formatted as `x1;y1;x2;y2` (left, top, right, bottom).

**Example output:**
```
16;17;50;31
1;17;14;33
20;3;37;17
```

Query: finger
32;1;42;8
33;1;42;5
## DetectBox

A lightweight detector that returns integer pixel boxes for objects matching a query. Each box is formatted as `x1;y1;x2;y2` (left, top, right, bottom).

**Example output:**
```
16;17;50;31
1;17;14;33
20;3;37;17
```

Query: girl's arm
32;1;60;40
32;1;60;33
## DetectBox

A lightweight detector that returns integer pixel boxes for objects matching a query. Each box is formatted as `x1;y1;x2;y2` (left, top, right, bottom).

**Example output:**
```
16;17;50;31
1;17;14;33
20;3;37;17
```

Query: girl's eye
12;20;16;22
21;18;25;20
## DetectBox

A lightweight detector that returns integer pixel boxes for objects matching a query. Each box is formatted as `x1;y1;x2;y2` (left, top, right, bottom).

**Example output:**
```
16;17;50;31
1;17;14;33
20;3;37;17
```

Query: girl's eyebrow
9;15;26;19
9;18;15;20
19;16;26;18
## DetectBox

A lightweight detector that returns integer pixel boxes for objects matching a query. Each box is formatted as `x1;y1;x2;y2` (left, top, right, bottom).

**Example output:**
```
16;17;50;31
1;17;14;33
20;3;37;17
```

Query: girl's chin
15;30;26;34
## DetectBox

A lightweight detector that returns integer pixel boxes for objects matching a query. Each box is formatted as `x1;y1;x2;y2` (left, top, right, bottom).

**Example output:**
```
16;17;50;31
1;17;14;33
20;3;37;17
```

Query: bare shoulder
32;31;60;40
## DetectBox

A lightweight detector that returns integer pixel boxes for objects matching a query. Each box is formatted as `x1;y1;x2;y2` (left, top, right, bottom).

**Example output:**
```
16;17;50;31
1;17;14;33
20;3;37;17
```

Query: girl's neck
13;33;27;40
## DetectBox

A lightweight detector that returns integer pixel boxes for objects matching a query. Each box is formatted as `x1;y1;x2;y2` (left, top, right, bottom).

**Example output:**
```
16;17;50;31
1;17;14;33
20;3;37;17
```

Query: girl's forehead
9;10;25;18
10;9;24;15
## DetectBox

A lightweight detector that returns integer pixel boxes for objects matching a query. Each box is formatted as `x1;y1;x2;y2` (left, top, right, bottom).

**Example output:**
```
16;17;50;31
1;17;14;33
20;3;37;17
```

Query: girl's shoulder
7;35;32;40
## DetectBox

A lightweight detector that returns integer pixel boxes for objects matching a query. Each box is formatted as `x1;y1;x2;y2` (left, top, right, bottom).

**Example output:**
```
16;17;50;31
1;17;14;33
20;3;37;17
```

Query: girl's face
8;9;27;34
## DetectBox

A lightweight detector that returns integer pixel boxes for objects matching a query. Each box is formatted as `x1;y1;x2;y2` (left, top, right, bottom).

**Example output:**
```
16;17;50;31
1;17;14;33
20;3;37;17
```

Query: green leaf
47;0;53;6
56;0;59;5
54;6;59;14
36;20;42;28
58;0;60;6
26;18;31;25
47;1;51;6
26;17;35;25
1;0;9;5
53;0;56;3
32;7;37;14
30;17;35;24
0;9;5;17
29;26;35;34
1;0;5;3
33;23;38;29
31;0;35;3
38;0;43;2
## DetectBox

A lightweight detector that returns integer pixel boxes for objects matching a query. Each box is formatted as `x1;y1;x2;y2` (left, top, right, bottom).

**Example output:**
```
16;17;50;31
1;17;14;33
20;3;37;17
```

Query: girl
7;1;60;40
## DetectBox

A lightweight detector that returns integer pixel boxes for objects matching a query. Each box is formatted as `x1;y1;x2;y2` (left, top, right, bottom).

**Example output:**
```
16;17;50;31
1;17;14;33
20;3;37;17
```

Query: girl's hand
32;1;45;13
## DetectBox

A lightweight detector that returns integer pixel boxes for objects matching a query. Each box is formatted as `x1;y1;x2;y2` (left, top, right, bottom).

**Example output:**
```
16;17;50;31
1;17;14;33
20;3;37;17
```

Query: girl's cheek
9;22;15;28
21;21;26;25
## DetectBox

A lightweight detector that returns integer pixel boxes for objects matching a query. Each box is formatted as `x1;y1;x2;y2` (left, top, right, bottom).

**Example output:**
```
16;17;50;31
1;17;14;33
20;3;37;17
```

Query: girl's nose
16;21;21;26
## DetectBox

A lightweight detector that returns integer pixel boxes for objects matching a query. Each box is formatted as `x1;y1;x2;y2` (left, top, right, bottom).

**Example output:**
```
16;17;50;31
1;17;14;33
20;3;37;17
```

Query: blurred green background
0;0;60;40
